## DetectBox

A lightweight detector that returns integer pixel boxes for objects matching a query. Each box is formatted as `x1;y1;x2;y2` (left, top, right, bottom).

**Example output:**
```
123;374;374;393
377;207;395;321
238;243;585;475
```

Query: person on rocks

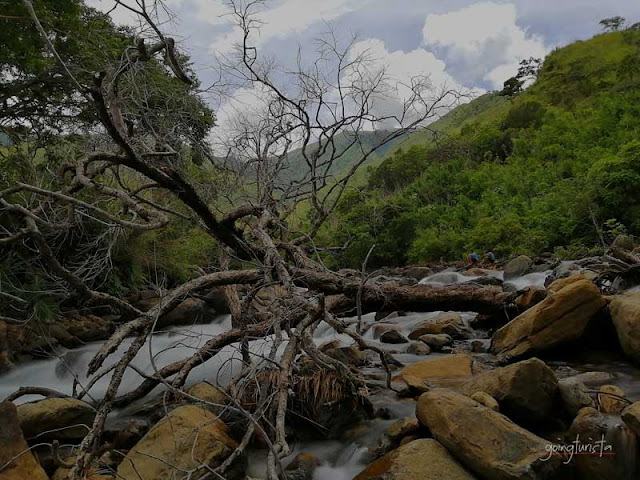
483;251;496;266
467;252;479;266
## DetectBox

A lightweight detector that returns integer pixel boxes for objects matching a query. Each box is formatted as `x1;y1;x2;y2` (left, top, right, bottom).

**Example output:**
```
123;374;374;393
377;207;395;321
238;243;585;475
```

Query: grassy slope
320;30;640;267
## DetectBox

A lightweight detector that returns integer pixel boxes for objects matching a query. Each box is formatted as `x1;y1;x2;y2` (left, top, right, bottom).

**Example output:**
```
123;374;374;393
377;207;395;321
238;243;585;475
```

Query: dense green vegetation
319;29;640;268
0;0;218;311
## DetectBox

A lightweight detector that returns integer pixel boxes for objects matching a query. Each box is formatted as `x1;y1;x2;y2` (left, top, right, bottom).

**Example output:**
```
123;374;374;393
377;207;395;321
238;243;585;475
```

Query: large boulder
503;255;533;280
609;292;640;364
408;313;471;340
354;439;477;480
491;279;605;359
0;401;49;480
116;405;240;480
569;407;637;480
416;389;568;480
17;397;95;440
394;354;476;392
461;358;558;424
546;274;589;294
159;298;216;327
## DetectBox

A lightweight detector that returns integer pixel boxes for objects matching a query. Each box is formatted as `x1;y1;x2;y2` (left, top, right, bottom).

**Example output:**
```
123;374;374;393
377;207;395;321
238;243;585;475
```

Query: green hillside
319;29;640;268
279;129;409;185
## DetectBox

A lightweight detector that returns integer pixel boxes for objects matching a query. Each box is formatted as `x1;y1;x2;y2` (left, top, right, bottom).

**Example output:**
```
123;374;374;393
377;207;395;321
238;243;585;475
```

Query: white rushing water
0;315;258;404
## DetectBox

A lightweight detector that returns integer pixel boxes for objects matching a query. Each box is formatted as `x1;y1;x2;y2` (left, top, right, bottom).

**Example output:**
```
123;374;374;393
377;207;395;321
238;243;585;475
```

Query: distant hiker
467;252;479;265
484;251;496;264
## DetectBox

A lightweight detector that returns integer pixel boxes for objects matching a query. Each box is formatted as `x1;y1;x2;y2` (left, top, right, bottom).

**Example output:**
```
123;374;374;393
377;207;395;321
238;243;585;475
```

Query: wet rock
380;330;409;344
117;405;241;480
104;419;149;451
546;274;589;294
468;276;504;287
515;287;547;310
406;342;431;355
462;268;489;277
503;255;533;280
354;438;478;480
491;279;605;360
408;313;471;340
0;401;49;480
461;358;558;424
470;392;499;412
159;297;217;327
558;377;594;417
394;354;475;392
386;417;421;441
401;266;435;281
598;385;627;414
325;346;372;367
621;401;640;436
470;340;486;353
285;452;320;480
609;292;640;365
17;397;96;440
186;382;228;414
201;286;231;314
372;324;401;339
569;407;636;480
374;418;424;457
61;313;114;343
416;389;568;480
572;371;616;387
418;333;453;350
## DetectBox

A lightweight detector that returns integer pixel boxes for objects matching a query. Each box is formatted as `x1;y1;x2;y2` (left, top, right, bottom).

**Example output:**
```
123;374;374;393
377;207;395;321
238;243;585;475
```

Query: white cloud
347;39;478;127
86;0;186;28
208;0;372;54
422;2;548;88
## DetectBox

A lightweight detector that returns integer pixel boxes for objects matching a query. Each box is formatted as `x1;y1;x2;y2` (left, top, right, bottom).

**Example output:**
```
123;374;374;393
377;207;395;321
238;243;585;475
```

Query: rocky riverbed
3;243;640;480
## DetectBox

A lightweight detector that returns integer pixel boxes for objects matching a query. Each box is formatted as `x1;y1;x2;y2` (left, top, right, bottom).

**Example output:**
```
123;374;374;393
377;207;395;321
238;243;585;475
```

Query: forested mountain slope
319;29;640;268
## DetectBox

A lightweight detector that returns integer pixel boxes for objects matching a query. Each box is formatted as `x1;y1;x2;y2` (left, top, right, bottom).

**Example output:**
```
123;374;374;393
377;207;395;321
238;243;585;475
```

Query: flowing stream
2;267;640;478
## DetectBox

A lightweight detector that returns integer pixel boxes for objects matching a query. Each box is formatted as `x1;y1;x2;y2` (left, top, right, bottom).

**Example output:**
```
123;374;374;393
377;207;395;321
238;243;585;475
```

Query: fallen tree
0;1;505;479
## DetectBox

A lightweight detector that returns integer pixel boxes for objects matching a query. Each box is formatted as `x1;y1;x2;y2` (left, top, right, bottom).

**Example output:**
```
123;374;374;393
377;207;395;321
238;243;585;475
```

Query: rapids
3;266;640;479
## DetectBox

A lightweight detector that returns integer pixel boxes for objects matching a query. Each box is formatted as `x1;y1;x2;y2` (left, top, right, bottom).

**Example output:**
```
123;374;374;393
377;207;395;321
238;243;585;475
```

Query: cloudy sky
87;0;640;130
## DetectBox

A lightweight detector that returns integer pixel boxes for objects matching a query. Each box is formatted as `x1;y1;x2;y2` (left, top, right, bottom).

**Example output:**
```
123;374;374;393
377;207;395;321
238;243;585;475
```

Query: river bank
3;243;640;479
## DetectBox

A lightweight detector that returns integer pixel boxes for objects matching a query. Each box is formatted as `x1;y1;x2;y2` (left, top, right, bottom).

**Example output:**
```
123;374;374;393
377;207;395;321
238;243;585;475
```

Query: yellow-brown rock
416;389;568;480
598;385;626;414
186;382;228;414
408;313;471;340
490;279;605;359
546;274;588;294
469;392;499;412
394;354;475;391
609;292;640;365
461;358;557;423
17;397;95;440
354;439;477;480
116;405;238;480
0;401;49;480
